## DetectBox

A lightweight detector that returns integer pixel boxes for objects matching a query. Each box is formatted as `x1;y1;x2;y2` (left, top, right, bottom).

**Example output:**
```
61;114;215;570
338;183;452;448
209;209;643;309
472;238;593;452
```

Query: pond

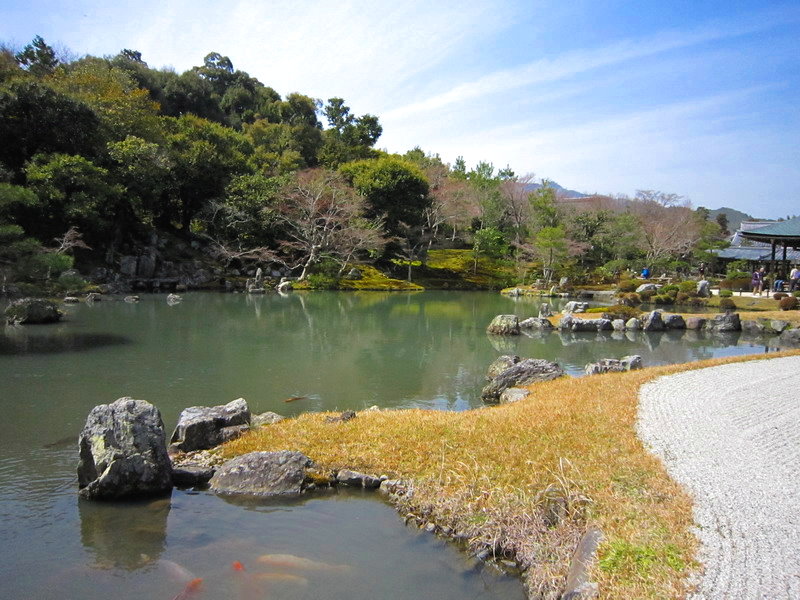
0;291;784;599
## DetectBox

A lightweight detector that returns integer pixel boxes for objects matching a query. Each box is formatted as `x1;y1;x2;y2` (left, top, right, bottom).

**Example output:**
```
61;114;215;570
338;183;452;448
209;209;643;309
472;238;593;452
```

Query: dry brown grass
223;349;800;599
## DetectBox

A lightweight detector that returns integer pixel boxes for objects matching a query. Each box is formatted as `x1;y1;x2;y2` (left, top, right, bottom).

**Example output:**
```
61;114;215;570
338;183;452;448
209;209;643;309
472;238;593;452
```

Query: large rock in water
696;280;711;297
482;359;565;403
642;310;665;332
77;397;172;499
486;314;520;335
170;398;251;452
4;298;62;324
209;451;314;496
704;312;741;332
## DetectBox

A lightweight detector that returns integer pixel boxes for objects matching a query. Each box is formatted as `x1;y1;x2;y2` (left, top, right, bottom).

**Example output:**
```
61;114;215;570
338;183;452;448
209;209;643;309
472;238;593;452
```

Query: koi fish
254;573;309;585
232;561;246;572
283;396;307;403
171;577;202;600
256;554;350;572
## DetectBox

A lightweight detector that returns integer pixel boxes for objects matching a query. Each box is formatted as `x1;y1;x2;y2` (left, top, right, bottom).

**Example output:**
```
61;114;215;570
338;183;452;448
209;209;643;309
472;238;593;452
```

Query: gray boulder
779;328;800;345
538;303;553;318
767;319;791;334
63;296;80;304
77;397;173;499
595;318;613;331
561;316;597;332
120;255;137;277
487;314;520;335
170;398;251;452
252;411;285;426
642;310;664;332
171;464;216;487
663;314;686;329
519;317;553;330
209;450;314;496
612;319;626;331
741;320;765;335
625;317;641;331
482;359;565;403
486;355;521;379
704;312;741;332
4;298;62;324
635;283;657;294
563;301;589;314
685;317;707;330
696;280;711;297
585;355;643;375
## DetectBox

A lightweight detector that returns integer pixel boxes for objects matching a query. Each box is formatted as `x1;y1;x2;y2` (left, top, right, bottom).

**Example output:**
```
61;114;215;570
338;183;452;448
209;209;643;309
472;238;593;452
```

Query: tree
499;173;537;244
629;191;700;263
319;97;382;166
715;213;729;235
14;35;59;78
276;169;384;279
339;156;430;235
0;81;100;176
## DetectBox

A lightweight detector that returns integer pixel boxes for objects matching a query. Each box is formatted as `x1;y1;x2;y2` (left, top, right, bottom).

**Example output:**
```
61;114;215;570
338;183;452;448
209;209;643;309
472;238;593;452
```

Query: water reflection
79;495;171;569
0;329;130;355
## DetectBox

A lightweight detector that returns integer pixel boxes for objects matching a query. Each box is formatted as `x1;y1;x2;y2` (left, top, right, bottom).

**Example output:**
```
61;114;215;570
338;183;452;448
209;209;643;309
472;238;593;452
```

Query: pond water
0;291;785;599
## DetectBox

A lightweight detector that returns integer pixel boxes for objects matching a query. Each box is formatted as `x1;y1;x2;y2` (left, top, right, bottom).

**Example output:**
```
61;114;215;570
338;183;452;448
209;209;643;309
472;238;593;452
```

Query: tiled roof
740;217;800;240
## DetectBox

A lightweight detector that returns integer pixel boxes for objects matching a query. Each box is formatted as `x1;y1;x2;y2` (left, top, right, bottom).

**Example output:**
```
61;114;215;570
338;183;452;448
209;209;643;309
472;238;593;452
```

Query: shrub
687;297;708;307
661;284;679;294
718;290;733;298
794;291;800;298
305;273;339;290
675;292;689;303
719;298;737;311
773;292;788;300
639;289;656;301
620;292;642;307
617;280;637;293
597;304;641;321
652;294;672;305
779;296;799;310
678;281;697;294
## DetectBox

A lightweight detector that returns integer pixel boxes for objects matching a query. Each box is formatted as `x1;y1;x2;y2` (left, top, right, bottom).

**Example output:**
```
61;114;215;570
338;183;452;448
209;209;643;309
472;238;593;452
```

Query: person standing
790;266;800;291
752;267;765;296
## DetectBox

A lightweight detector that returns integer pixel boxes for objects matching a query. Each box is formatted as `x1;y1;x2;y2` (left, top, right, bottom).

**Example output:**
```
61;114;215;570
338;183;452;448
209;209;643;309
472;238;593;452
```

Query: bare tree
500;173;537;244
630;191;700;262
278;169;384;280
51;227;91;254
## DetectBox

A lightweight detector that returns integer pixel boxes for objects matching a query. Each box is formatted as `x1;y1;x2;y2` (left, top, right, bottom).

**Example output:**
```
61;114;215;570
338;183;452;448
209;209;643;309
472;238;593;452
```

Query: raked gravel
637;356;800;599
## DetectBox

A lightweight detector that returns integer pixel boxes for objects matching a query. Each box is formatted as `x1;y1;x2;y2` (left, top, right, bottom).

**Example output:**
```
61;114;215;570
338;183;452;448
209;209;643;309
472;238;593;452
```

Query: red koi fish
232;560;246;572
171;577;203;600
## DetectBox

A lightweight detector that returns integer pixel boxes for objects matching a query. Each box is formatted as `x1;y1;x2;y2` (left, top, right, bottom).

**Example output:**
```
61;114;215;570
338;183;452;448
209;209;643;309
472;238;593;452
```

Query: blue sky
2;0;799;218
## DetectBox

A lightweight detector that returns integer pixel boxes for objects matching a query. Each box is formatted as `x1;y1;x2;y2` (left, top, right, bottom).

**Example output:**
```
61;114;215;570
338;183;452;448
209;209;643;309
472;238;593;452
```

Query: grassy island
222;349;800;598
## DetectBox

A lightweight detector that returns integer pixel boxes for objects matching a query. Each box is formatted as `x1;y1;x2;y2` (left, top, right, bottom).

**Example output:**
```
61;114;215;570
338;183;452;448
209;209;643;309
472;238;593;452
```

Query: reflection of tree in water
79;496;170;569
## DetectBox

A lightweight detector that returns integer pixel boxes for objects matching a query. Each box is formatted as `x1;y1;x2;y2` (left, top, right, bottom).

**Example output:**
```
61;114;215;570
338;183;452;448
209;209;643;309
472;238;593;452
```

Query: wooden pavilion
739;217;800;277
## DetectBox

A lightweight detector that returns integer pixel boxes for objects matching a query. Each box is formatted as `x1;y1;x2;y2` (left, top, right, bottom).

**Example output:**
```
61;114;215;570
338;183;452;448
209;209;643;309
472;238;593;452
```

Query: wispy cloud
383;15;792;121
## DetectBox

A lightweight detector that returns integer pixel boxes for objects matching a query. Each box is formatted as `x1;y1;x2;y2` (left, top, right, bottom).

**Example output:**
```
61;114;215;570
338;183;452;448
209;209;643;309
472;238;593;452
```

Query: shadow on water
0;330;131;355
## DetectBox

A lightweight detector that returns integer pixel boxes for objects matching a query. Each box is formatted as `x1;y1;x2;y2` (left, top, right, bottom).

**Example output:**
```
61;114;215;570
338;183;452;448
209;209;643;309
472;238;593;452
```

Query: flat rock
170;398;251;452
685;317;707;330
585;355;643;375
252;411;285;426
563;301;589;314
336;469;381;489
171;464;216;487
635;283;657;294
482;359;565;403
594;318;613;331
519;317;553;330
77;397;172;500
499;387;530;404
209;450;314;496
704;313;741;332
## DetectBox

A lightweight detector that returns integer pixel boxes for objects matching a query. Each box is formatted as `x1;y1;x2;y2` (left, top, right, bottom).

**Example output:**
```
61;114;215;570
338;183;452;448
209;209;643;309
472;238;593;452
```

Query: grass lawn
221;348;800;598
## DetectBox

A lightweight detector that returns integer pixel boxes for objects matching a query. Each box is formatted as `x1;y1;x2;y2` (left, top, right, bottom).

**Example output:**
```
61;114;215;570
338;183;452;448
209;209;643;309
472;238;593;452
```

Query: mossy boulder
4;298;62;324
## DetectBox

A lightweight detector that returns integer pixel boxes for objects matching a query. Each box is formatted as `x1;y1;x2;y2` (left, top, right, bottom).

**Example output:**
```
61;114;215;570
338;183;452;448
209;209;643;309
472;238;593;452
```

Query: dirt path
637;356;800;599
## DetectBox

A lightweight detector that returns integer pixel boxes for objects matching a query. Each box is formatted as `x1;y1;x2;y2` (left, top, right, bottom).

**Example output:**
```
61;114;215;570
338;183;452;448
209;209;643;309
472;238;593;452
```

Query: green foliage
305;272;340;290
616;279;637;293
718;289;733;298
586;304;641;321
779;296;799;310
14;35;59;77
472;227;509;260
719;297;737;310
652;294;673;305
340;156;430;233
661;284;679;294
678;281;697;294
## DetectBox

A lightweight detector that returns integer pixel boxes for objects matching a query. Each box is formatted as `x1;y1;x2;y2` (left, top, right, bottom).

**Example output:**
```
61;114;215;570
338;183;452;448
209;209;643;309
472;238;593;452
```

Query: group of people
751;266;800;295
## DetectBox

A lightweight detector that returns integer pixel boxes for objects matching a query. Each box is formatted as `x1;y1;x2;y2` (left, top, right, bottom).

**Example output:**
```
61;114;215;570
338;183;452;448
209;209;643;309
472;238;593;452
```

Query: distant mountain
708;207;757;232
522;181;587;198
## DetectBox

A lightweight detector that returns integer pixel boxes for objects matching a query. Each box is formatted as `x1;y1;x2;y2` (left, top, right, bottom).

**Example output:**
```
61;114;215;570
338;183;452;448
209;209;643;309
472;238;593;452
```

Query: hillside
708;207;756;232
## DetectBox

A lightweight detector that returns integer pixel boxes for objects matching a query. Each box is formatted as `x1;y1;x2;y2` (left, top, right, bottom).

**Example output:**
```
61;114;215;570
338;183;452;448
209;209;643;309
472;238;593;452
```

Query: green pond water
0;291;784;599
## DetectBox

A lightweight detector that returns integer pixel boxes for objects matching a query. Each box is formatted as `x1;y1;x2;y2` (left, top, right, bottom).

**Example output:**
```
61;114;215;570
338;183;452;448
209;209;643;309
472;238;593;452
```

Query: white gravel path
637;356;800;599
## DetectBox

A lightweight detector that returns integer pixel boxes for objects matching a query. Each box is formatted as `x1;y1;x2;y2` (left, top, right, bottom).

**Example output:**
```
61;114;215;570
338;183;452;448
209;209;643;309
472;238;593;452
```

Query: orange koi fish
171;577;202;600
232;560;246;572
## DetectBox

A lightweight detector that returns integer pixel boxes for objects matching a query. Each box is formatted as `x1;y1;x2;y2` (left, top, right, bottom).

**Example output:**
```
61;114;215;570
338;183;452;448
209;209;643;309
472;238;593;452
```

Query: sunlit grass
222;350;800;598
